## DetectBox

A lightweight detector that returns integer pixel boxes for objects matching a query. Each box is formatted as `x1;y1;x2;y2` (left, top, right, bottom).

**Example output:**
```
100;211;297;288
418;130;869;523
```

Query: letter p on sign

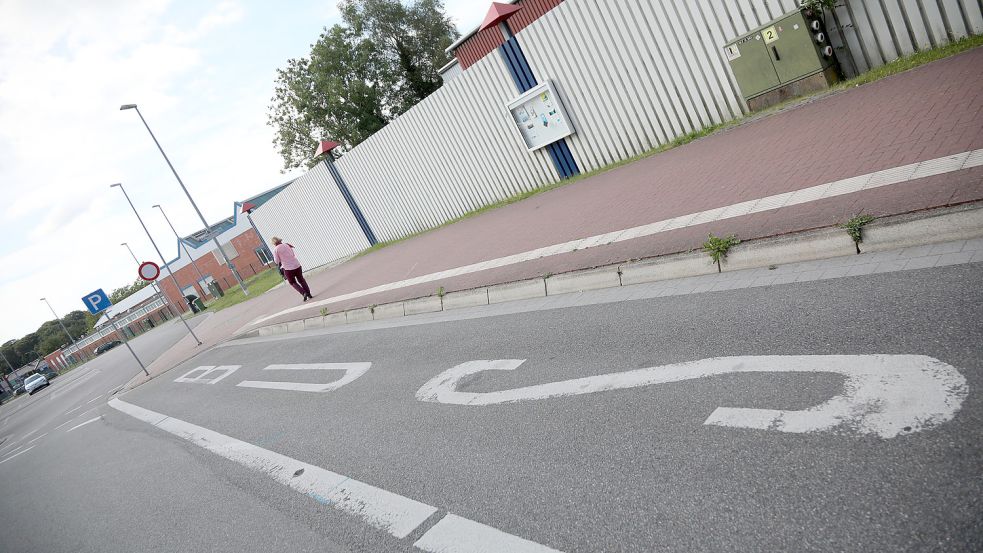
81;288;112;315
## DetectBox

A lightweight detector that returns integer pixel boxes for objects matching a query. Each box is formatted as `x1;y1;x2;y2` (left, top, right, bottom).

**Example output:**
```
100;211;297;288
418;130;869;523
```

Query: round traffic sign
138;261;161;282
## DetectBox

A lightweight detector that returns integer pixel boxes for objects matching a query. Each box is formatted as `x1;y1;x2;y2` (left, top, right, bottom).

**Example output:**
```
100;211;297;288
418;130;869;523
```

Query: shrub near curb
703;233;741;273
840;214;877;254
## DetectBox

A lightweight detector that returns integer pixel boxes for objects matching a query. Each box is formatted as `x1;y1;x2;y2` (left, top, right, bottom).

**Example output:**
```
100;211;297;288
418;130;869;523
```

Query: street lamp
120;104;248;296
122;242;176;318
40;297;85;361
110;183;202;346
151;204;209;292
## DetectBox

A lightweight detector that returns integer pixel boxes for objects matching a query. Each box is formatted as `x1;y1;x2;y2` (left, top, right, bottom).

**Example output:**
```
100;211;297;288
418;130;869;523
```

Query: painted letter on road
415;356;967;438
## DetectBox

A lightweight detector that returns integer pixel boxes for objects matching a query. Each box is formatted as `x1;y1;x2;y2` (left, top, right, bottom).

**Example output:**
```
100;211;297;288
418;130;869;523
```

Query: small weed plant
703;233;741;273
436;286;445;298
320;307;329;317
840;214;876;253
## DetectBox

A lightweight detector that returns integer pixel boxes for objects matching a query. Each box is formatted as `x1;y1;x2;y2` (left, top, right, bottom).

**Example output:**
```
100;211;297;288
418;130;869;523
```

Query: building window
214;241;238;264
255;247;273;265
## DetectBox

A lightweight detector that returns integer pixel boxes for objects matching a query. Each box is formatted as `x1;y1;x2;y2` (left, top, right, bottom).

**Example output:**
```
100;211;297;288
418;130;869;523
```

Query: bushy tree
110;279;150;304
268;0;459;169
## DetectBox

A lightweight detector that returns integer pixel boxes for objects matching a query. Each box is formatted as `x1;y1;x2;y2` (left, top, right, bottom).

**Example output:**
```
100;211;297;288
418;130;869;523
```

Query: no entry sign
138;261;161;282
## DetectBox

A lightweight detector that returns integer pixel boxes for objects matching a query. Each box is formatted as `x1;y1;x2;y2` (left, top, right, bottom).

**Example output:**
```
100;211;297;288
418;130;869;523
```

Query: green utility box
723;9;838;111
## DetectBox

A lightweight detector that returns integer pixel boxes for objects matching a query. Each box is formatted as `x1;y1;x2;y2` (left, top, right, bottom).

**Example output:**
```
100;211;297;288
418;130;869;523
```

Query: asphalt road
1;263;981;552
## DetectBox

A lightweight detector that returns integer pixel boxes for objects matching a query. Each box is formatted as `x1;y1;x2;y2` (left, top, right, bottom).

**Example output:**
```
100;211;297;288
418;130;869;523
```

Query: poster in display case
506;81;575;151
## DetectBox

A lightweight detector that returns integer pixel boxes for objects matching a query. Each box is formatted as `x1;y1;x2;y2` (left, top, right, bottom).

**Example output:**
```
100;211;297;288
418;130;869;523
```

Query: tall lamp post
40;297;85;361
110;183;202;346
0;348;14;389
120;104;247;296
122;242;176;318
152;204;209;293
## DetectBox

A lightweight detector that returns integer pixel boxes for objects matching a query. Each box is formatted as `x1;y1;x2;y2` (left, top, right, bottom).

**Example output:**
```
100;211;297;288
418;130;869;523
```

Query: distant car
95;341;122;355
24;374;49;395
37;367;58;380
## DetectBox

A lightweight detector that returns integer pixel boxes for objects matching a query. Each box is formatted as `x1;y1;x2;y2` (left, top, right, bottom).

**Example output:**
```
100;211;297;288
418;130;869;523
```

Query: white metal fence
829;0;983;76
334;51;559;243
249;162;372;269
252;0;982;269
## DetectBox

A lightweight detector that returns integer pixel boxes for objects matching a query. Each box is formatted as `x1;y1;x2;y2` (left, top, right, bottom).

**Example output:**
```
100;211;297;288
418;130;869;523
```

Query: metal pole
121;105;248;296
152;205;209;291
110;183;202;346
0;349;13;389
106;313;148;376
245;210;274;262
122;242;175;318
40;298;85;361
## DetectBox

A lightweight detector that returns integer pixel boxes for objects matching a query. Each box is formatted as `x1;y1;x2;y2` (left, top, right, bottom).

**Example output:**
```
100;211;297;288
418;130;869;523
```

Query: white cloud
1;0;485;342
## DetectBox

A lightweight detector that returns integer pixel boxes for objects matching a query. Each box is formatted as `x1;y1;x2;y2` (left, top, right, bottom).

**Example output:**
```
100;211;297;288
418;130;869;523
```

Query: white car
24;374;49;395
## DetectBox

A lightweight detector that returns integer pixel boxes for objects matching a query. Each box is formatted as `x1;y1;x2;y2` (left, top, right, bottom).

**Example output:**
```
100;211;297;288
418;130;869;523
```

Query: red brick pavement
130;47;983;385
249;47;982;325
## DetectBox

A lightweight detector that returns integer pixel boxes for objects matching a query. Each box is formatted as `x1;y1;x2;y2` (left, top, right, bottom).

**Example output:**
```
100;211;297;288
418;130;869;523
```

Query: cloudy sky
0;0;484;343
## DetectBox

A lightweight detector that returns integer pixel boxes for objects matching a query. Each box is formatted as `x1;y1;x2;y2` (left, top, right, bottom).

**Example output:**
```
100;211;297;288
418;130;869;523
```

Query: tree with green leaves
110;278;150;304
268;0;459;170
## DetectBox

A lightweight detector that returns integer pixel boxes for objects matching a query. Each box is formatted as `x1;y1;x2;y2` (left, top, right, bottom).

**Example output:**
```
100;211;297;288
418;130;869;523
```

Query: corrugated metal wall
249;162;370;269
252;0;982;269
828;0;983;77
334;51;559;243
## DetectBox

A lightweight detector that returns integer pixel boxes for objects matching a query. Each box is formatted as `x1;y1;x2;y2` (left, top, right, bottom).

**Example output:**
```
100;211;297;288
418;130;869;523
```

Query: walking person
271;237;313;302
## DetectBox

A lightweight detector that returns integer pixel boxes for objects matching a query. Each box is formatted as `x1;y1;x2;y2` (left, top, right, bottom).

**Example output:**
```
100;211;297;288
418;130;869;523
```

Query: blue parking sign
82;289;112;315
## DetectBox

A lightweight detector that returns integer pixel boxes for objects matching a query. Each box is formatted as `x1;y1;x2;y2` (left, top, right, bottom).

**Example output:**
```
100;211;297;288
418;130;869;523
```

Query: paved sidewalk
126;46;983;389
229;237;983;345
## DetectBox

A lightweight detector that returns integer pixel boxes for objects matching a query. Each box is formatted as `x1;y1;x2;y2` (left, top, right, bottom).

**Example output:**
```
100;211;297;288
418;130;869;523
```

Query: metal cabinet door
724;34;781;99
767;12;825;83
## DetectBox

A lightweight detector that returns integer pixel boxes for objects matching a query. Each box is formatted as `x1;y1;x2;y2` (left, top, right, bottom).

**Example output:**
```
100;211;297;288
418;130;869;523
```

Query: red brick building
156;184;289;312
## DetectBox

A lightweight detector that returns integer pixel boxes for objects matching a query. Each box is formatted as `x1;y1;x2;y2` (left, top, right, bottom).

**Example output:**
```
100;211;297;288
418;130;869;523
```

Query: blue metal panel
499;36;580;179
324;159;378;246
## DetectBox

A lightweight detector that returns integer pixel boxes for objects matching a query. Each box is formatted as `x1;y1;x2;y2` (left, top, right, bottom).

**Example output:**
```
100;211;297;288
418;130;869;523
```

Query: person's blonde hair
270;237;282;245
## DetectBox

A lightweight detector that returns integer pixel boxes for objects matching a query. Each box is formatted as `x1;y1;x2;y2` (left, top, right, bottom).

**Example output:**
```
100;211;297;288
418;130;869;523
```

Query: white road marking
67;417;102;433
53;418;79;431
85;394;103;404
1;444;26;457
415;514;562;553
27;433;48;444
237;363;371;393
50;369;100;399
174;365;240;384
20;427;42;440
64;405;84;415
416;356;967;439
249;149;983;329
108;398;434;538
0;446;34;465
108;398;563;550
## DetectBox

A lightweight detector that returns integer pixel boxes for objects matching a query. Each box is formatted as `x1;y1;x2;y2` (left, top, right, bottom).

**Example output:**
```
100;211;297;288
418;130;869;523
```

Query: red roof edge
479;2;522;32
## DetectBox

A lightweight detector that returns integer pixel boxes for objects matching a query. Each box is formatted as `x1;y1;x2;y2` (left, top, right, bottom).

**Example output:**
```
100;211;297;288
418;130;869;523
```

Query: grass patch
201;268;283;313
352;37;983;259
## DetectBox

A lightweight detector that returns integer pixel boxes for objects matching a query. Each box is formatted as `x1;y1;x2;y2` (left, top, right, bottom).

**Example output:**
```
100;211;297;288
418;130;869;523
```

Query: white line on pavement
416;356;967;439
53;418;78;431
249;148;983;328
415;514;562;553
0;446;34;465
27;433;48;444
86;395;103;404
64;405;84;415
236;363;371;393
67;417;102;433
109;398;433;538
107;398;566;551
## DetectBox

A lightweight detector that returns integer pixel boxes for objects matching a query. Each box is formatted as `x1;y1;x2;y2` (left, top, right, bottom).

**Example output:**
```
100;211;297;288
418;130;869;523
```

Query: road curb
237;202;983;340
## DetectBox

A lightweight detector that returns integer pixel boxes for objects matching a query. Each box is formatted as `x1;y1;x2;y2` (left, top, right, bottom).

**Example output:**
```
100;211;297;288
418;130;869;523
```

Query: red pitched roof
479;2;522;31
